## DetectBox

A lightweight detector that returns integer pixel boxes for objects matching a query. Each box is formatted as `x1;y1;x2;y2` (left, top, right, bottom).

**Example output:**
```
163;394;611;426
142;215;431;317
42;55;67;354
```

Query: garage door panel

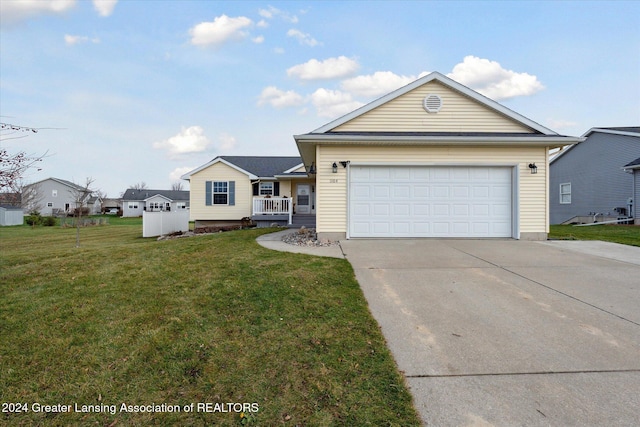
373;204;390;216
433;186;450;198
394;185;411;198
373;185;390;198
394;204;410;216
414;185;429;198
349;166;512;238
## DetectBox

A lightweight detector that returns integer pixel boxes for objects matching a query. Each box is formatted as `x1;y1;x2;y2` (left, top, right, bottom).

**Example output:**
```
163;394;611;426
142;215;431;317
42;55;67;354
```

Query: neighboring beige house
181;156;314;229
185;72;581;240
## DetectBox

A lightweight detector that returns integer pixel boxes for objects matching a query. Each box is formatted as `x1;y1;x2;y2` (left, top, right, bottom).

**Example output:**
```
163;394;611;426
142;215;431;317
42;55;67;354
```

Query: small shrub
25;213;42;226
41;216;57;227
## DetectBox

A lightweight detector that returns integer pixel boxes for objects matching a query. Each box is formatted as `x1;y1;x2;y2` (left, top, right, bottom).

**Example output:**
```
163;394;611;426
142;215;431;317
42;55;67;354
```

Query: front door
297;184;311;214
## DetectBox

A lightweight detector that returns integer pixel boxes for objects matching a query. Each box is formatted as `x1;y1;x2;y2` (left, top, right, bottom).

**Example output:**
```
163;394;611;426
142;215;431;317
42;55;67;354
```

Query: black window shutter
274;182;280;196
253;183;259;196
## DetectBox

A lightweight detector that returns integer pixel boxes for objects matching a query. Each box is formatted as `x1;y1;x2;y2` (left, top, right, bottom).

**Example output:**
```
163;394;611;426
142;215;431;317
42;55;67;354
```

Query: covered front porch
251;196;316;228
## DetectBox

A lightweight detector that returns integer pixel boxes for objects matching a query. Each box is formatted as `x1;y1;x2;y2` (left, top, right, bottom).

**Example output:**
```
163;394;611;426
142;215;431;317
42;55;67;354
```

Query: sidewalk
255;229;345;259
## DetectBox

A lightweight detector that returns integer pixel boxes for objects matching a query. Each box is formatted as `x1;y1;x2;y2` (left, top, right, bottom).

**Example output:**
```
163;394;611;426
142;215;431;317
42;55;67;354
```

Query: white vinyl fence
143;210;190;238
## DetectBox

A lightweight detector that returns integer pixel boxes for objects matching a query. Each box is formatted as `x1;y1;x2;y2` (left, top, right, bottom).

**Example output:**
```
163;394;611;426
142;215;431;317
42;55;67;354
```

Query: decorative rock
281;228;338;247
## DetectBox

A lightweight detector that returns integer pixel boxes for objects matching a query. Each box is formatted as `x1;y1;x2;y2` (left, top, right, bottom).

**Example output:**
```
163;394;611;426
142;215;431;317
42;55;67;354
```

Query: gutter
294;134;583;147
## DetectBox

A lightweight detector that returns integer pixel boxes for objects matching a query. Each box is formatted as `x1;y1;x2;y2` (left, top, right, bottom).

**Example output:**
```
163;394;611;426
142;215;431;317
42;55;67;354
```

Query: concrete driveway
340;239;640;426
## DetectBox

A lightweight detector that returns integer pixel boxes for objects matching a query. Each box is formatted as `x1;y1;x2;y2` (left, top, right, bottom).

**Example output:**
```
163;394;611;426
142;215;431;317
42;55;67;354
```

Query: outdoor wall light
308;162;316;175
528;163;538;174
332;162;338;173
339;161;350;168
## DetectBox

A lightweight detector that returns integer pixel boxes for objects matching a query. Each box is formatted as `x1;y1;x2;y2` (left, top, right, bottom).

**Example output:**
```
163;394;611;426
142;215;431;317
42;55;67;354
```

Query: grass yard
0;219;420;426
549;224;640;247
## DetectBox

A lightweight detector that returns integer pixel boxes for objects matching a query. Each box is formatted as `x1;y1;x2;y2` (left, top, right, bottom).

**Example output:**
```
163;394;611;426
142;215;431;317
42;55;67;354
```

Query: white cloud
92;0;117;17
64;34;100;45
310;88;364;118
0;0;76;25
170;166;194;183
189;15;253;47
287;56;359;81
341;71;426;98
546;118;578;130
287;29;320;47
218;133;237;151
153;126;213;158
448;56;545;100
257;86;305;108
258;6;298;23
252;35;265;44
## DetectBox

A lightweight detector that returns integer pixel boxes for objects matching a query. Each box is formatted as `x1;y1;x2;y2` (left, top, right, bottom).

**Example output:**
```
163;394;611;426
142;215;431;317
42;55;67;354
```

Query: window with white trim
259;182;274;196
560;183;571;204
52;190;57;197
176;202;187;209
128;202;139;209
213;181;228;205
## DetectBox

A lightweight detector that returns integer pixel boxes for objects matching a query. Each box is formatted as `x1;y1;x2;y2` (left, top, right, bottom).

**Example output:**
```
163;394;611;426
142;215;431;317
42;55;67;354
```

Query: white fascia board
273;173;310;179
281;163;305;174
143;194;172;202
582;128;640;138
295;133;582;147
180;157;258;180
311;71;559;135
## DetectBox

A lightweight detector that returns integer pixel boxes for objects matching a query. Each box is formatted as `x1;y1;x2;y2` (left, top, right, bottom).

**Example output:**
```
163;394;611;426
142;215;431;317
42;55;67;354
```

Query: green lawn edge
0;220;421;426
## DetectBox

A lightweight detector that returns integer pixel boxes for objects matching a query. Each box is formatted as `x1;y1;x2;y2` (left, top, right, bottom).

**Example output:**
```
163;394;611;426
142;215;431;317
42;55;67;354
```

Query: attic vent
423;94;442;113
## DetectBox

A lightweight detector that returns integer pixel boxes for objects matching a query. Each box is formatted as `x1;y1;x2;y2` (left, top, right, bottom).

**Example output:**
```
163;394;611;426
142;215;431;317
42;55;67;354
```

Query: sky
1;0;639;197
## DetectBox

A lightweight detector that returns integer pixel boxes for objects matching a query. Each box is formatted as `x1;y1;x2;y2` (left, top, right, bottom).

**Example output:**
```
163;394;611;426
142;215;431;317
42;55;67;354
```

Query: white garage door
349;166;513;238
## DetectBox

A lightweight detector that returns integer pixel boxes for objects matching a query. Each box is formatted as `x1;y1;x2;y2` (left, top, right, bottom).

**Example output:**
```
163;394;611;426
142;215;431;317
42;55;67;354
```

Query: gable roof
122;189;189;201
583;127;640;138
624;156;640;170
310;72;558;135
26;177;87;191
551;127;640;164
181;156;303;180
295;72;583;166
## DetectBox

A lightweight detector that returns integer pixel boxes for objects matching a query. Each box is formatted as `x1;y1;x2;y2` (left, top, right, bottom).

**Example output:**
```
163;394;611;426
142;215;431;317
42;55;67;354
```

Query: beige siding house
294;72;581;240
181;156;314;229
184;72;580;239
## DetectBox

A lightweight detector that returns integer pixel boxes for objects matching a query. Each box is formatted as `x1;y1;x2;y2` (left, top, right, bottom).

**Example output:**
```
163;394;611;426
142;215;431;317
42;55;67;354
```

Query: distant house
623;156;640;225
549;127;640;224
102;198;122;214
0;205;24;226
180;156;313;229
120;189;189;217
23;177;100;216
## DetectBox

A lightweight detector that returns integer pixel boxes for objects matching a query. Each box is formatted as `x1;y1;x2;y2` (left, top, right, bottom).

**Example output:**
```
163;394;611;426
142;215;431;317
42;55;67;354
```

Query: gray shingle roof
219;156;302;177
122;189;189;201
624;156;640;168
600;127;640;134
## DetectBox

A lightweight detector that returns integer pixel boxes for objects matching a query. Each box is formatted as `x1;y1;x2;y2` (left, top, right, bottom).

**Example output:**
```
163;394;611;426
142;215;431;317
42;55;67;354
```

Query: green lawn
0;219;420;426
549;224;640;247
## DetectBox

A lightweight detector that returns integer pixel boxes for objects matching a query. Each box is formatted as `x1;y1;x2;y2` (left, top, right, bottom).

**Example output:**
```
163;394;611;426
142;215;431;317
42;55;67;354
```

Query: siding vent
423;94;442;113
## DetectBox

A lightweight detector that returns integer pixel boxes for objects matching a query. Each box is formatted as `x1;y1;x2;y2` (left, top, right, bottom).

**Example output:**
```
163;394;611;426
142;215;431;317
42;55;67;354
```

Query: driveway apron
340;239;640;426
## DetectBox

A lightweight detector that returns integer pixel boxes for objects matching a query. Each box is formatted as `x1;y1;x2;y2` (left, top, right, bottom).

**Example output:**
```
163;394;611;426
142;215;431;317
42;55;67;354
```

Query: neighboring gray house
550;127;640;224
23;177;100;216
121;189;189;217
623;156;640;225
0;205;24;226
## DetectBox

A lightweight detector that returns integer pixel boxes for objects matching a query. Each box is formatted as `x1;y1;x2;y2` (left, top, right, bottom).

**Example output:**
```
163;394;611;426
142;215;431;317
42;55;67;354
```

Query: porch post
288;197;293;225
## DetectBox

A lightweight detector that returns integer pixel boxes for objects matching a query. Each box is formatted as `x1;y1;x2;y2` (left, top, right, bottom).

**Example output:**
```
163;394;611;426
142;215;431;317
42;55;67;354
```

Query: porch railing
252;197;293;224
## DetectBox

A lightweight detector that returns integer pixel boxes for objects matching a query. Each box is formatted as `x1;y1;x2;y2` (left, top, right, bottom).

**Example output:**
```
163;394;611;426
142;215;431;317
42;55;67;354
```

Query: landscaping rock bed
282;227;339;247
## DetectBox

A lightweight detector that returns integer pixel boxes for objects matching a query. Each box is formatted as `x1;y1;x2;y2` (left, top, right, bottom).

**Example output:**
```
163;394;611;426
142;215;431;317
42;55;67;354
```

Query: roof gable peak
311;71;557;136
